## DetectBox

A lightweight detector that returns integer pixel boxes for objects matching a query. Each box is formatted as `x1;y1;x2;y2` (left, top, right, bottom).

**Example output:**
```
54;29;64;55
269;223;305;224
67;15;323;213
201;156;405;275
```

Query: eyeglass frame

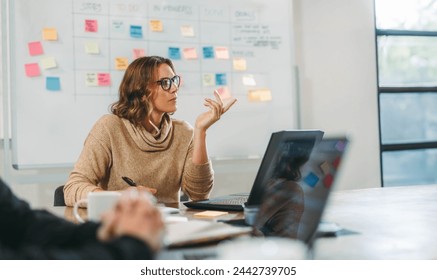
155;75;181;91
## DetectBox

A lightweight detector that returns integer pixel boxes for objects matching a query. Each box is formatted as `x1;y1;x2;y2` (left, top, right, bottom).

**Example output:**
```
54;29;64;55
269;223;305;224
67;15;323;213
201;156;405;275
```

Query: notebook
184;130;325;211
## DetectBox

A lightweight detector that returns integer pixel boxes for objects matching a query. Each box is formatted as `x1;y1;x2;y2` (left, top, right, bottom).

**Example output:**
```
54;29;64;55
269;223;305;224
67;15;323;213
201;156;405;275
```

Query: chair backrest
54;185;66;206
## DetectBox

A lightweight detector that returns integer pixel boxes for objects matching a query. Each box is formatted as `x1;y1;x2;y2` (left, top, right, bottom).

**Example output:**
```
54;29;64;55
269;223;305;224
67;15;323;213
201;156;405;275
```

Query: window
375;0;437;186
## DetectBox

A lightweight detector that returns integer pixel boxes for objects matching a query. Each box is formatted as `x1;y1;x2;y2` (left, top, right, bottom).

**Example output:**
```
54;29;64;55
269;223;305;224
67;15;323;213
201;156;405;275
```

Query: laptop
160;136;349;259
249;136;349;245
183;130;325;211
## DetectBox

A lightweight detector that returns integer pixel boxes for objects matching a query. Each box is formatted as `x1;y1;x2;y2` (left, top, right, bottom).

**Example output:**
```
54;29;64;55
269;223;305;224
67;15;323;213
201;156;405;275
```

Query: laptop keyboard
210;197;248;205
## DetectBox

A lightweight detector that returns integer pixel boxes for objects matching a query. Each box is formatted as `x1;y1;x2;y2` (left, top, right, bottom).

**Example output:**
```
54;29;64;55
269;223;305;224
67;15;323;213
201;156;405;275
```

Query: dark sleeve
0;236;155;260
0;178;154;260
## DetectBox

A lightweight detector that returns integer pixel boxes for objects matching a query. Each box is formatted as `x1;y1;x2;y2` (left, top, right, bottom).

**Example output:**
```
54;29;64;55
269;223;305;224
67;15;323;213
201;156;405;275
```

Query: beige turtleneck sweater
64;114;214;206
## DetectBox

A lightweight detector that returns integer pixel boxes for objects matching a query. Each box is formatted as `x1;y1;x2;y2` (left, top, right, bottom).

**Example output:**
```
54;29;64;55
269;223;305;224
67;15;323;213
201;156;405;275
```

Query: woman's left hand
195;90;237;131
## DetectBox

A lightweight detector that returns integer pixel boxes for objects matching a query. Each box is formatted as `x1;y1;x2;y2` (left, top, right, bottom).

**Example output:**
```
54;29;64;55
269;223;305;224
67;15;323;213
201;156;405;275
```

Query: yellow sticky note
215;46;229;59
85;42;100;54
194;211;229;218
180;25;194;37
40;56;57;69
42;28;58;41
248;88;272;102
183;47;198;60
85;72;98;86
233;58;247;71
115;57;129;70
150;20;163;32
202;73;215;87
320;161;330;175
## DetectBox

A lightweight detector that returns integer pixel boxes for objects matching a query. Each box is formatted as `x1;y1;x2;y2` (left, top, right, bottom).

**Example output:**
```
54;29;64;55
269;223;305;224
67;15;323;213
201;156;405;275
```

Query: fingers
222;97;237;113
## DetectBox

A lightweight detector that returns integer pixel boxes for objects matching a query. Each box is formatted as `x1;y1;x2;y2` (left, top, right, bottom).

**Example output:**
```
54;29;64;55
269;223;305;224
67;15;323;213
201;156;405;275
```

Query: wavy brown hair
111;56;175;126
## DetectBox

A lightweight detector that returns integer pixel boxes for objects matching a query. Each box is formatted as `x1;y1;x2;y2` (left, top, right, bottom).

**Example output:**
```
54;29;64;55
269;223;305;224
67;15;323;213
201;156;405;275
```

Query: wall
1;0;381;209
293;0;381;190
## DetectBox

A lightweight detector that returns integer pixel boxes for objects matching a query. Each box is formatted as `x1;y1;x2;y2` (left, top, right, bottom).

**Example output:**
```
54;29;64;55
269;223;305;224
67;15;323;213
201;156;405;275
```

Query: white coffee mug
73;191;121;223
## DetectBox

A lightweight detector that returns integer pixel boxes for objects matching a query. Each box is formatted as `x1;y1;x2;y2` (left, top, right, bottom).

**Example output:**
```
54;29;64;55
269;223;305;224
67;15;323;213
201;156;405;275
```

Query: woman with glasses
64;56;236;207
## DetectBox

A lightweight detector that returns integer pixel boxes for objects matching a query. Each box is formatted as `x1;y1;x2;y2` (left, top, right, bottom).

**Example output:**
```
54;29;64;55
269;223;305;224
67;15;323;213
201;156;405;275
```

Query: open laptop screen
252;137;349;245
246;130;324;206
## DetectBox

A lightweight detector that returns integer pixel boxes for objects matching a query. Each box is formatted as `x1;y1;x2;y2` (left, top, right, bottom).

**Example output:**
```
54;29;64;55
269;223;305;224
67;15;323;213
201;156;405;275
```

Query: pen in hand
122;176;137;187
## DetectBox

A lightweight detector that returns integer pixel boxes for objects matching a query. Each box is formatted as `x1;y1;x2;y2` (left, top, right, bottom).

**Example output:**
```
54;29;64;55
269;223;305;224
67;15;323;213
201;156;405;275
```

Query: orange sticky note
25;63;41;77
233;57;247;71
115;57;129;70
248;88;272;102
149;20;163;32
42;28;58;41
85;19;98;32
194;211;229;217
28;41;44;56
97;73;111;86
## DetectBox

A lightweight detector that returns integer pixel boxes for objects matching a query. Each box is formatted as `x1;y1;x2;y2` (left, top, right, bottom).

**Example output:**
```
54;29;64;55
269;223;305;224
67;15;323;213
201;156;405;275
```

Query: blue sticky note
215;73;227;86
202;46;214;59
130;25;143;38
168;47;181;60
304;172;319;188
46;76;61;91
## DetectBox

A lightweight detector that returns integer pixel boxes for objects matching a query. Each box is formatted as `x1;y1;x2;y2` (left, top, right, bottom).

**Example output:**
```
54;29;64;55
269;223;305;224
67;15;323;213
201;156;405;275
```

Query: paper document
164;220;252;248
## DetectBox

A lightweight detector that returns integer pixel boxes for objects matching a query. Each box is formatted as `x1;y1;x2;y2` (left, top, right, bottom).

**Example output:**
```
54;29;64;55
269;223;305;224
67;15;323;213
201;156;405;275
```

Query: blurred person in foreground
0;177;163;259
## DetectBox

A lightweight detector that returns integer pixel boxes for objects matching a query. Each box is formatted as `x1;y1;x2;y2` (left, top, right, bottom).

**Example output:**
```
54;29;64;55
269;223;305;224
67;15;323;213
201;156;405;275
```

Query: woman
64;56;236;206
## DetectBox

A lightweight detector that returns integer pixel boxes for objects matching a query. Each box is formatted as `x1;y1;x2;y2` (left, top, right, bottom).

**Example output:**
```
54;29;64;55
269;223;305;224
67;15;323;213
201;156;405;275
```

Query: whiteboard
4;0;296;168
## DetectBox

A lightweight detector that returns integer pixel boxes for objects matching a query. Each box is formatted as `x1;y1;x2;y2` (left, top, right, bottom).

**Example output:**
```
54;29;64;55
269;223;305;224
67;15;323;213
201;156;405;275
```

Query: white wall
1;0;381;208
294;0;381;189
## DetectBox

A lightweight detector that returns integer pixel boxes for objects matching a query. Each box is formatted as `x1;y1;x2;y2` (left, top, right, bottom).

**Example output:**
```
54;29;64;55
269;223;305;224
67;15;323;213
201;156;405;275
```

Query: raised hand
195;90;237;132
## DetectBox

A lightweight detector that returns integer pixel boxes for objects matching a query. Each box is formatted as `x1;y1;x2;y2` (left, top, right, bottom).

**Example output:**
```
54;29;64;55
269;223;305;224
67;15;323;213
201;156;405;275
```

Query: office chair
53;185;66;206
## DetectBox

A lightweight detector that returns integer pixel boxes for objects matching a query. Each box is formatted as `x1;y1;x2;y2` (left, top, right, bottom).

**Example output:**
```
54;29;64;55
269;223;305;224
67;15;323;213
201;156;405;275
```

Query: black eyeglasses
155;75;180;91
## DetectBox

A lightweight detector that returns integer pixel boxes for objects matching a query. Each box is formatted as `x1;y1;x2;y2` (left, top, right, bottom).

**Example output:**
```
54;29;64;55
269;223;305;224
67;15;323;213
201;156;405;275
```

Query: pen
122;176;137;187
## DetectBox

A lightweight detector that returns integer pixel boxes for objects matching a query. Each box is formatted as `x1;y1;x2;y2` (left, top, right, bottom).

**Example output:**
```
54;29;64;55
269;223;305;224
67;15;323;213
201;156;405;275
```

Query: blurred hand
98;189;164;251
195;90;237;131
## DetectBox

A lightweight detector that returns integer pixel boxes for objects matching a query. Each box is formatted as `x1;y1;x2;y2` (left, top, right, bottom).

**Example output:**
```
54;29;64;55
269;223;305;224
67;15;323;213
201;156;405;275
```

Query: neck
143;112;164;133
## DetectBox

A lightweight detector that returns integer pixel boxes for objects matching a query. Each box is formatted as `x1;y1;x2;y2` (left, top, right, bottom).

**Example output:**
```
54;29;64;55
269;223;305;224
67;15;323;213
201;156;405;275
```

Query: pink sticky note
183;47;198;60
216;87;232;99
133;48;145;59
28;41;44;56
215;46;229;59
25;63;41;77
97;73;111;86
85;19;98;32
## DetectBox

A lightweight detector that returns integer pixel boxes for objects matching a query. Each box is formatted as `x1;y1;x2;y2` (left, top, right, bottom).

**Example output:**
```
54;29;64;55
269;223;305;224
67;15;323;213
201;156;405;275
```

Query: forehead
156;63;175;78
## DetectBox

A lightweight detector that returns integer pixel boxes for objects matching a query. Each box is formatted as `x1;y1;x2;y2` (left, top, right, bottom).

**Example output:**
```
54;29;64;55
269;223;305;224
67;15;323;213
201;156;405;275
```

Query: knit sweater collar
121;114;173;152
